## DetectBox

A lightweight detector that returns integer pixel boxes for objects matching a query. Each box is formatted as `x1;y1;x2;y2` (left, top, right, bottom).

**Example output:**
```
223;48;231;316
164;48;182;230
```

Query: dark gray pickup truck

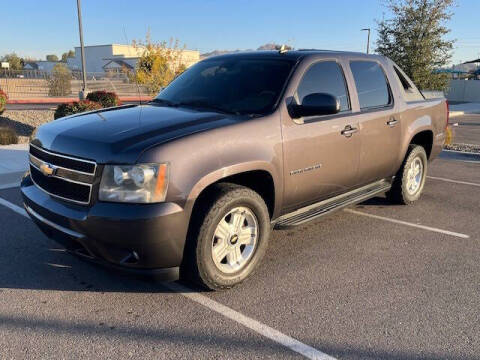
21;50;447;290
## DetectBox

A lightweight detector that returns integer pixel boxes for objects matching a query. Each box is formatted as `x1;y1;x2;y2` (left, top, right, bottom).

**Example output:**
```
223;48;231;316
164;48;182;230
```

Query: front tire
184;183;271;290
387;145;428;205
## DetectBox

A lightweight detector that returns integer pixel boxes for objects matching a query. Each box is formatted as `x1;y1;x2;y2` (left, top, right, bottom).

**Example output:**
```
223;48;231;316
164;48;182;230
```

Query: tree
132;34;188;94
48;63;72;96
46;54;59;62
1;53;23;70
61;50;75;62
376;0;455;90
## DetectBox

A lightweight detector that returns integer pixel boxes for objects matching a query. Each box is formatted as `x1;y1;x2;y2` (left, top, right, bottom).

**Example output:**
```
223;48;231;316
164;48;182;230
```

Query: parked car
21;50;447;290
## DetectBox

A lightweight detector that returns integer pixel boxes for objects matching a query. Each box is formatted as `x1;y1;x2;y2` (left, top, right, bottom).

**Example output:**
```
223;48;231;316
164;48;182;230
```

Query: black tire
183;183;271;290
387;145;428;205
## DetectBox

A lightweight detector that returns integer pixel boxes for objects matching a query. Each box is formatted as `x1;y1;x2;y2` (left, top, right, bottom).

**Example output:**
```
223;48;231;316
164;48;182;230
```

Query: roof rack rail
278;45;289;54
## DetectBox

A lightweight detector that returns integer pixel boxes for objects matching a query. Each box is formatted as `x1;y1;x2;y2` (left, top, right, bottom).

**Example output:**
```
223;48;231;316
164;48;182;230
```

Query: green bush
86;90;121;108
48;64;72;96
0;90;7;115
54;100;102;120
0;127;18;145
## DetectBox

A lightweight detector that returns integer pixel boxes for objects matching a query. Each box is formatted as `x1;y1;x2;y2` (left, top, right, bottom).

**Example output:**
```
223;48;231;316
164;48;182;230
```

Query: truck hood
32;104;240;164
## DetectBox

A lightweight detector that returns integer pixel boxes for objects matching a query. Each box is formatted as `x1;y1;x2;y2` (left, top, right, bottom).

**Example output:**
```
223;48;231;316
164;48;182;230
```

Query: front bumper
21;175;191;281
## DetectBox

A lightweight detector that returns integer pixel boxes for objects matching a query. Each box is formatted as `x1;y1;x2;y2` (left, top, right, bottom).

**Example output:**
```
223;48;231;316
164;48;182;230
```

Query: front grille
29;144;97;205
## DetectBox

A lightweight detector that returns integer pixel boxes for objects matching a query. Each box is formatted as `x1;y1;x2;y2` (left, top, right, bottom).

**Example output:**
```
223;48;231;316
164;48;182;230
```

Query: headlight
99;163;169;203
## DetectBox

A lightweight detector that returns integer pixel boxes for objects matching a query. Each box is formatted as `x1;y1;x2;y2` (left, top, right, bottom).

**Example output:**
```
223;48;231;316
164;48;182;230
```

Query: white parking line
427;176;480;187
0;196;335;360
345;209;470;239
0;197;27;217
166;282;335;360
0;182;21;190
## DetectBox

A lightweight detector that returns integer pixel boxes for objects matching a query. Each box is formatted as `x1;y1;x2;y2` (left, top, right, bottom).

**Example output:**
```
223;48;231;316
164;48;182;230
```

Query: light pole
361;28;371;54
76;0;88;99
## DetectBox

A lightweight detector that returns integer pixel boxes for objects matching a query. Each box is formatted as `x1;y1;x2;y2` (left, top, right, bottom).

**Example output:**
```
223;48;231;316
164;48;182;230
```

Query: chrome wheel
406;157;423;195
211;206;258;274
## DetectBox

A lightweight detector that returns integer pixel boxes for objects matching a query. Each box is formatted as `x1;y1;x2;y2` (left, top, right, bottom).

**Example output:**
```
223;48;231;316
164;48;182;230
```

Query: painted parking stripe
0;196;335;360
345;209;470;239
165;282;335;360
0;197;27;217
427;176;480;187
0;182;21;190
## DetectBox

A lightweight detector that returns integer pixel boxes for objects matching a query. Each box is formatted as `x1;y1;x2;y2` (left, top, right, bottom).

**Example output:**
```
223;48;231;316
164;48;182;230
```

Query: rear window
393;66;424;102
350;61;392;110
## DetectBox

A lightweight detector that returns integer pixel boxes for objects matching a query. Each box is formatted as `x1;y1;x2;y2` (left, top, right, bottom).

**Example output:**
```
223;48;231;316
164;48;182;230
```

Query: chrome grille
29;144;97;205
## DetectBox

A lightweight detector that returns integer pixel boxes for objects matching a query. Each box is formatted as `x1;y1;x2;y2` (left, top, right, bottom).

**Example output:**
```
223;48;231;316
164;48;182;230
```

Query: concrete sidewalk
449;102;480;118
0;143;29;189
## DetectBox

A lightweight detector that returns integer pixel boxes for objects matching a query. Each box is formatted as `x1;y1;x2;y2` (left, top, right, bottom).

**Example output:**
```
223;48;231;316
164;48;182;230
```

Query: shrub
86;90;121;108
48;63;72;96
54;100;102;120
0;127;18;145
132;36;188;95
0;89;7;115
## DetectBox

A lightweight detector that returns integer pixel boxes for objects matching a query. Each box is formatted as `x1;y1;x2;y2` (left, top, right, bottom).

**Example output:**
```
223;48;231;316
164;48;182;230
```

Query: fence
446;79;480;102
0;69;150;99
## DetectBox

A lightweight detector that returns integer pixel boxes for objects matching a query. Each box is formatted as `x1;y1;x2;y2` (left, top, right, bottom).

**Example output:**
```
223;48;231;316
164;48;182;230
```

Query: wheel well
410;131;433;158
195;170;275;218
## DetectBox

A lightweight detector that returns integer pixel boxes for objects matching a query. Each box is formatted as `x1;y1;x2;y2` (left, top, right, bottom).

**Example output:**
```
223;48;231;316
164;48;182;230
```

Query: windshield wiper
174;100;239;115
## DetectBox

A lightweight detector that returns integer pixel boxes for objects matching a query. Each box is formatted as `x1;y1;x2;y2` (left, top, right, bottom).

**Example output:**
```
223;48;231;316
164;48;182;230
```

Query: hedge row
0;127;18;145
54;91;122;120
0;90;7;115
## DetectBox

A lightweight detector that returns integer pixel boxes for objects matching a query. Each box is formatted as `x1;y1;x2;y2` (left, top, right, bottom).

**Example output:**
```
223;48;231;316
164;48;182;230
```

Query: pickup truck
21;50;447;290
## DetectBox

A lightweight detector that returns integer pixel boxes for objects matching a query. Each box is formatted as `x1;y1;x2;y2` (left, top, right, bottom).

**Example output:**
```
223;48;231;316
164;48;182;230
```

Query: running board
274;180;391;229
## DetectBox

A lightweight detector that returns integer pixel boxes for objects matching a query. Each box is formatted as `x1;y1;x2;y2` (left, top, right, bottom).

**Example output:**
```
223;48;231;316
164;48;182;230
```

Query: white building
67;44;200;75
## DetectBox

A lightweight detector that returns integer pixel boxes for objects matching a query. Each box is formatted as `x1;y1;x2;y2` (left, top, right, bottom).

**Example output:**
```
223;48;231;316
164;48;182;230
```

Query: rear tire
387;145;428;205
183;183;271;290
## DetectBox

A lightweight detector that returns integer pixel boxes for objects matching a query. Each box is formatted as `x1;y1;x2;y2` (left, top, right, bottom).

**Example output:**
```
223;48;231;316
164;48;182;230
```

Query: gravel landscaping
444;143;480;153
0;110;54;143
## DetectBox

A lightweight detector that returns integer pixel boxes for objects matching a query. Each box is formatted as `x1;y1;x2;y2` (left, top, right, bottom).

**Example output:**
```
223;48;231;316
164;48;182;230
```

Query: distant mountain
201;43;293;59
200;49;245;59
257;43;292;51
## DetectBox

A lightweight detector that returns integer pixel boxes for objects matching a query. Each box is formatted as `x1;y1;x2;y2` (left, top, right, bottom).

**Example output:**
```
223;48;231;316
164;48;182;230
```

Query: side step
274;180;391;229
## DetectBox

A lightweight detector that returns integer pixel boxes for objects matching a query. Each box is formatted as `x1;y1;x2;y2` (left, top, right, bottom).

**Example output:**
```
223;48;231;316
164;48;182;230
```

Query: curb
7;96;152;104
439;149;480;162
449;111;464;118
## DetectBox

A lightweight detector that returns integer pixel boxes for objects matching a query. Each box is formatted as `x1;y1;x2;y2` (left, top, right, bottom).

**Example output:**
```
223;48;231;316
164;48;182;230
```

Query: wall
446;79;480;102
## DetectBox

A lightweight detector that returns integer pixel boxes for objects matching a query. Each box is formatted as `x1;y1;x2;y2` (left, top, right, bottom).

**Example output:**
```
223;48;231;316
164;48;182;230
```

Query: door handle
341;125;358;137
387;118;399;127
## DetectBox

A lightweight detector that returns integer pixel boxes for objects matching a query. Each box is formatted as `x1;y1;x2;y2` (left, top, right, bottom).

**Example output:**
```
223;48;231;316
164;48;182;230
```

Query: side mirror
289;93;340;119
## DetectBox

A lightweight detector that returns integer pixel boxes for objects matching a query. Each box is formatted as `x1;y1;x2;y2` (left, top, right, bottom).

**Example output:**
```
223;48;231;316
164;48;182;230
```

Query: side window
393;66;424;102
350;61;391;110
297;61;350;112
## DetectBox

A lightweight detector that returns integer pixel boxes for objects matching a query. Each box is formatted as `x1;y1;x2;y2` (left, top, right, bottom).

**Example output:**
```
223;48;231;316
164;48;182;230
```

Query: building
67;44;200;75
23;61;60;73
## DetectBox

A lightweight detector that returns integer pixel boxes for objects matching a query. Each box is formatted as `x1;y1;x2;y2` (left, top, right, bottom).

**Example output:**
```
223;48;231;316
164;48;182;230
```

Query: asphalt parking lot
0;157;479;359
451;114;480;146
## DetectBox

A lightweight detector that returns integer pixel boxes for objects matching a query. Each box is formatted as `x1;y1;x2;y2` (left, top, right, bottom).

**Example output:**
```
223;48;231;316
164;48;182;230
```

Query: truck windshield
154;58;295;115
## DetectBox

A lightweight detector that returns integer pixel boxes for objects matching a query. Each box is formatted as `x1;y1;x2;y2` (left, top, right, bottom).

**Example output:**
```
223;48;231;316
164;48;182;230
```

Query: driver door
282;60;361;210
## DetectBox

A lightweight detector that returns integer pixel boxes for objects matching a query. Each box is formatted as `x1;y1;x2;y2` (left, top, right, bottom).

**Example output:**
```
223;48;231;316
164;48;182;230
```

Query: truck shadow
0;226;200;294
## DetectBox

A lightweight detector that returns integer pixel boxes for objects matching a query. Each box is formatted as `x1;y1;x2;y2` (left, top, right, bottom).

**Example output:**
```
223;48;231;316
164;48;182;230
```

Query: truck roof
203;50;385;62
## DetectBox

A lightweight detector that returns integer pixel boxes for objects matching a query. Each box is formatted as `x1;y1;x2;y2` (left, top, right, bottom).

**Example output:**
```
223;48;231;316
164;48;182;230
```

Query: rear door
349;60;401;184
281;59;361;210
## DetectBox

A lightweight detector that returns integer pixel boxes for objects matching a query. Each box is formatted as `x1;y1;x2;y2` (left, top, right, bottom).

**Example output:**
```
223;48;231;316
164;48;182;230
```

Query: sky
0;0;478;65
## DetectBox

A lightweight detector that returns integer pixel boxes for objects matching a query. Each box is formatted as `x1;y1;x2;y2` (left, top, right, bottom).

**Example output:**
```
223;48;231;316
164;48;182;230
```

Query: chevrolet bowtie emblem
40;162;56;177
